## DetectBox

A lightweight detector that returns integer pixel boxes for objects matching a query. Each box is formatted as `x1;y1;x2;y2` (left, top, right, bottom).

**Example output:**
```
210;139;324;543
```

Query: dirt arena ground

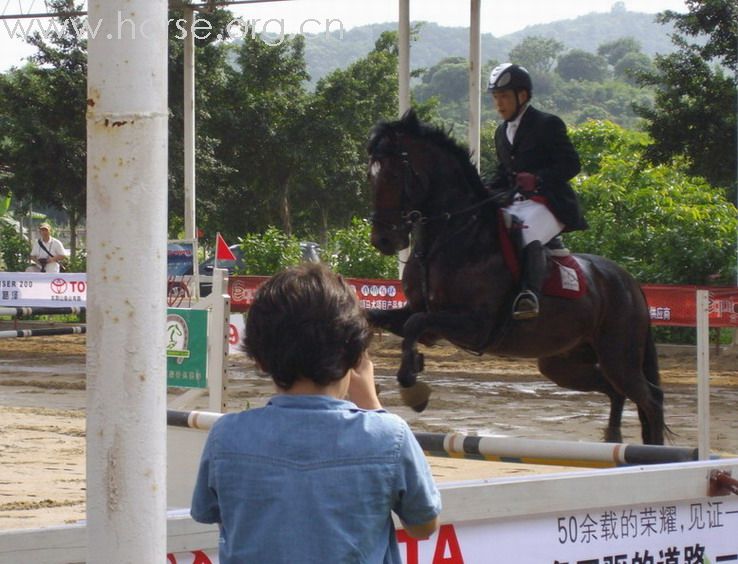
1;324;737;530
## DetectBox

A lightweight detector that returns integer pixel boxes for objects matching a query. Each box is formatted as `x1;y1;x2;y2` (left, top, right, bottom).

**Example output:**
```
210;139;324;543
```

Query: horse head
366;109;489;256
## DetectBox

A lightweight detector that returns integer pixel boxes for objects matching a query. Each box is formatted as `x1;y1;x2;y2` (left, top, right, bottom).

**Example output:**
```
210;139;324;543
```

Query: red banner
642;284;738;328
229;276;738;328
229;276;407;313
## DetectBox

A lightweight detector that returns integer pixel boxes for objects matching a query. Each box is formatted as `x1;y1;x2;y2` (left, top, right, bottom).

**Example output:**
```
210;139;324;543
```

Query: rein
372;147;498;312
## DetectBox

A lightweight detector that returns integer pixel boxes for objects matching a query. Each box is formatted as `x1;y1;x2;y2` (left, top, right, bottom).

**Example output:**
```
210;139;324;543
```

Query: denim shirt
191;395;441;564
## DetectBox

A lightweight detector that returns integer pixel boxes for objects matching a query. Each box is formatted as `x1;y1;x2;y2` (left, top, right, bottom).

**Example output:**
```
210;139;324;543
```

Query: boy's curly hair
244;262;371;390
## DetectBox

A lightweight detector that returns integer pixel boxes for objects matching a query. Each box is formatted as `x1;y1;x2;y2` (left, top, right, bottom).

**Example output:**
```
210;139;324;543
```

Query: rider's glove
515;172;539;193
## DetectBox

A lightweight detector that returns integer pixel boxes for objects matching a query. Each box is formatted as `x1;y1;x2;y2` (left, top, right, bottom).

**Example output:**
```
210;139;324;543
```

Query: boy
191;263;441;563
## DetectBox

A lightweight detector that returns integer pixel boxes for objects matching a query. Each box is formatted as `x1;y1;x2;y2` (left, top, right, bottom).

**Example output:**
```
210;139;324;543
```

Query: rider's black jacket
487;105;588;232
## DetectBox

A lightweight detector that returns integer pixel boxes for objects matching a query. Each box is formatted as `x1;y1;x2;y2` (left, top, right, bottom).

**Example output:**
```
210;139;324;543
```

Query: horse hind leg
596;330;665;445
538;348;626;443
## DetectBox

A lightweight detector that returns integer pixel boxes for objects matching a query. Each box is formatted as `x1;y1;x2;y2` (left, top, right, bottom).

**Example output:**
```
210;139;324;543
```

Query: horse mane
368;109;488;201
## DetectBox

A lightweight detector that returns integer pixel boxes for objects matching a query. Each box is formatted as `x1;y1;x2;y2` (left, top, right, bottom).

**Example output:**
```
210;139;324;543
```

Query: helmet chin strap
507;90;524;122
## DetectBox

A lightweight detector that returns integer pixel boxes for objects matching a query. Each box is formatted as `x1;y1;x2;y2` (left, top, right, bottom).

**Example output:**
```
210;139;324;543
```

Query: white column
696;289;710;460
183;7;197;240
397;0;411;276
398;0;410;115
468;0;482;170
86;0;168;561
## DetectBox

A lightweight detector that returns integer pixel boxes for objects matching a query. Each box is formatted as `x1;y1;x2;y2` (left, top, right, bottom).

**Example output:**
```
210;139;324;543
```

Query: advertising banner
165;495;738;563
642;284;738;328
229;276;407;313
0;272;87;307
167;308;208;388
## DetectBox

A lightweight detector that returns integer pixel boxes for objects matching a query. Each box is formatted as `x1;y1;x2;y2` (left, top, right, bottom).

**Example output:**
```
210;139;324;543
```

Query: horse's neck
417;192;499;260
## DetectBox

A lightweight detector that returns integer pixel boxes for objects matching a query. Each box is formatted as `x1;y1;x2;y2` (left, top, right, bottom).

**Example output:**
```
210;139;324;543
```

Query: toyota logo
50;278;67;294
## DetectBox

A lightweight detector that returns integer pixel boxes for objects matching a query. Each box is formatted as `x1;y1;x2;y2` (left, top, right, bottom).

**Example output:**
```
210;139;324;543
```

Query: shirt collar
268;394;356;410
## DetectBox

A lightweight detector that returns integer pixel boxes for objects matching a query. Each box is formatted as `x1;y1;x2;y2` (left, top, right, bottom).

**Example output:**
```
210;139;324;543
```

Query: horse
365;110;666;445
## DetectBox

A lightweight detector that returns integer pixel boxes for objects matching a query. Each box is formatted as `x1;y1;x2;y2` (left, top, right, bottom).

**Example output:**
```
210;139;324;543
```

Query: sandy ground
1;324;737;530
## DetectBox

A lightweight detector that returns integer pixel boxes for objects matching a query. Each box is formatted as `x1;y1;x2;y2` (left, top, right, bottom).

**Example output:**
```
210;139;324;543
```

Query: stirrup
512;290;539;320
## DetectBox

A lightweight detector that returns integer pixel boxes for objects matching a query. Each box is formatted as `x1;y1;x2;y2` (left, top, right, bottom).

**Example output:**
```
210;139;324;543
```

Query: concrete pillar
86;0;169;560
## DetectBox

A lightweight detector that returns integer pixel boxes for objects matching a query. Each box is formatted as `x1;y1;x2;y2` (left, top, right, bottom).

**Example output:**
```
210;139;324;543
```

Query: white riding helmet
487;63;533;95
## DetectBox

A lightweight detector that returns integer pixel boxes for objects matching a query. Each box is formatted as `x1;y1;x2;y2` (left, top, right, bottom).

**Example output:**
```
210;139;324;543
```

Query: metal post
398;0;410;116
86;0;168;561
468;0;481;171
696;290;710;460
183;7;197;241
397;0;411;276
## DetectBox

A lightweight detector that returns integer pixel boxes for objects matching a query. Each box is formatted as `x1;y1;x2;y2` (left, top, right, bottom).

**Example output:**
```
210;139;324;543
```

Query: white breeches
505;198;564;246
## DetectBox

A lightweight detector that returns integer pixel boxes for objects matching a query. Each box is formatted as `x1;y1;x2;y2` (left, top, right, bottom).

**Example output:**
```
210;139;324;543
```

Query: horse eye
369;160;381;178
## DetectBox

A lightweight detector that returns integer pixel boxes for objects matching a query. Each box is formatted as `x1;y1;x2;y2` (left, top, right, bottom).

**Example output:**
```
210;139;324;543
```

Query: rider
485;63;587;320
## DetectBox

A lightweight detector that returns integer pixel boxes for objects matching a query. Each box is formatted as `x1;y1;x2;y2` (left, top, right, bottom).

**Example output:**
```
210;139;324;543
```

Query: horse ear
401;108;421;131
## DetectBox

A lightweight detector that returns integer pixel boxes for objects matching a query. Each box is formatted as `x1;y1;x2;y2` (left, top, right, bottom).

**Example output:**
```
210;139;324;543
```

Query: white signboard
227;313;245;355
0;272;87;307
165;496;738;563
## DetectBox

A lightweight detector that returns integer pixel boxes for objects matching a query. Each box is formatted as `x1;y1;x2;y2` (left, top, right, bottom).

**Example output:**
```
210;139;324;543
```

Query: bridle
368;149;419;233
369;145;495;234
368;137;498;313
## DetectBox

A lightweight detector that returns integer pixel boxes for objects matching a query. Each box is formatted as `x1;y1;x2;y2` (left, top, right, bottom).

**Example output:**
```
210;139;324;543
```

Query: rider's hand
515;172;539;193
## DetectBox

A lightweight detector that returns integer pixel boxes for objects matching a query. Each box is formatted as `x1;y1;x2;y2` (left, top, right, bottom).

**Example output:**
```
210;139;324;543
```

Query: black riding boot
512;240;545;320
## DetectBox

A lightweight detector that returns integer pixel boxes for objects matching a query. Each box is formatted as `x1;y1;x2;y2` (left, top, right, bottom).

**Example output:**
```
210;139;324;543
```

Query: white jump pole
696;289;710;460
86;0;169;561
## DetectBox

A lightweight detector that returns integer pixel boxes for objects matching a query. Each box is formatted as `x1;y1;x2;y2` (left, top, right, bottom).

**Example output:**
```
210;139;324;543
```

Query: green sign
167;308;208;388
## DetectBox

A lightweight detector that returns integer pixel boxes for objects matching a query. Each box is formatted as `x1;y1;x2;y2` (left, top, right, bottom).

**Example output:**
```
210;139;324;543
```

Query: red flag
215;232;237;261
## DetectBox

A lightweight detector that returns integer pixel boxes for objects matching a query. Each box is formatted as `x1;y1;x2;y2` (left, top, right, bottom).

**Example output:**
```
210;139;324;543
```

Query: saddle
498;219;587;299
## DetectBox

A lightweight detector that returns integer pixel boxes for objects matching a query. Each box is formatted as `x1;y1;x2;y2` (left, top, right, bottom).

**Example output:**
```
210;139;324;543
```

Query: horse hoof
400;382;432;413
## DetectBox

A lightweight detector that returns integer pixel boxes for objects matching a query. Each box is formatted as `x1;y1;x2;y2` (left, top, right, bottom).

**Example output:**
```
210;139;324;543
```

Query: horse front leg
365;306;415;338
398;310;491;412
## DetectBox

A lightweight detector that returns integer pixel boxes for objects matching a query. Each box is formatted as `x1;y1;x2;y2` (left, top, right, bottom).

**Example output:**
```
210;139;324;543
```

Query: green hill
302;9;676;84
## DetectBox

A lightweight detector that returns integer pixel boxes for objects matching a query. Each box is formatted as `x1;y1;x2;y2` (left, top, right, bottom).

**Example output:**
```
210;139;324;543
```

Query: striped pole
167;409;702;468
0;326;86;339
0;306;86;317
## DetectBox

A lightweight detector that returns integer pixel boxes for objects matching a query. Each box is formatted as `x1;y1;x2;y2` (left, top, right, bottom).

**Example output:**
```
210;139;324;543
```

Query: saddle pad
542;255;588;299
497;212;587;300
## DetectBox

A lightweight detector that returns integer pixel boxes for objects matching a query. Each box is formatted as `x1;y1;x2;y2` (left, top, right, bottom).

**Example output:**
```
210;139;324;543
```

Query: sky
0;0;689;71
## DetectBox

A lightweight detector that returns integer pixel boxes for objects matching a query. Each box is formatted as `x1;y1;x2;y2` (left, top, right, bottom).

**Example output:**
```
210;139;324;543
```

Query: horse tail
643;323;660;389
643;321;676;442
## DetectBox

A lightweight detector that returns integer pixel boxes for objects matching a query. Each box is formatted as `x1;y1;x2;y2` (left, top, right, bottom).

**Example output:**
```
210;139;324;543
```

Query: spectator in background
191;262;441;563
26;223;66;273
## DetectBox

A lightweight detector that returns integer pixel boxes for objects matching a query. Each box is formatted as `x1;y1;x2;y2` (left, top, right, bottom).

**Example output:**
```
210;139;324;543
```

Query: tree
0;0;86;256
556;49;609;82
613;51;653;85
568;121;737;285
508;36;564;75
635;0;737;200
414;57;468;104
597;37;642;67
298;31;401;239
166;9;237;240
199;32;311;239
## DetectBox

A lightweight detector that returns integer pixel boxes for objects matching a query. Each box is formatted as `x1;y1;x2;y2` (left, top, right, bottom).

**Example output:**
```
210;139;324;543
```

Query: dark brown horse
366;110;666;445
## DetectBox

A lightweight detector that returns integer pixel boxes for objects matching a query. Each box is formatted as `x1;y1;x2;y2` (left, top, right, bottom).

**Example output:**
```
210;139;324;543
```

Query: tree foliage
635;0;737;200
568;121;737;285
556;49;608;82
324;217;398;279
0;0;86;255
509;36;564;74
236;226;303;276
597;37;642;66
